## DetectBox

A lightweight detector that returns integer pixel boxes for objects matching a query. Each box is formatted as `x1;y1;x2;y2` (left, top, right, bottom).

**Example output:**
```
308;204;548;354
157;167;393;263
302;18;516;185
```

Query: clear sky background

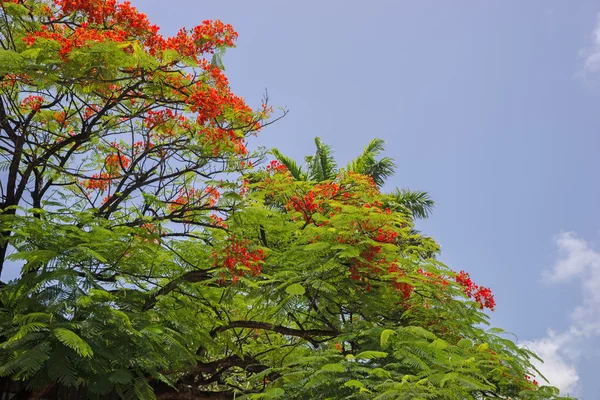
131;1;600;397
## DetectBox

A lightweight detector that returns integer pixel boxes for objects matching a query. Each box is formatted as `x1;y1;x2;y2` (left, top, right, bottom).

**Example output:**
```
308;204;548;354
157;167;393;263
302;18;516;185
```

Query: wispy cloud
545;232;600;336
579;13;600;80
521;331;579;394
522;232;600;396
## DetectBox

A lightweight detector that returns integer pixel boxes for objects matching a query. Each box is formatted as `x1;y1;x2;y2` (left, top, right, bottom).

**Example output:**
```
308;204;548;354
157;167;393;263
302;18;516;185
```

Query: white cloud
522;232;600;395
521;331;579;394
543;232;599;283
579;14;600;79
547;232;600;335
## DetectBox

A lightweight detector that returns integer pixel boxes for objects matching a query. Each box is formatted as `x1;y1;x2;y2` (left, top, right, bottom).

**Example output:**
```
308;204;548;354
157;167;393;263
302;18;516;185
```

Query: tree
0;0;275;273
273;137;433;219
0;1;575;399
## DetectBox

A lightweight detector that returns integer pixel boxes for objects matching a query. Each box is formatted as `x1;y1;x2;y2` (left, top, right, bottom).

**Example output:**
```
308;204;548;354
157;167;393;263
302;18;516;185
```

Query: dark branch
211;320;339;341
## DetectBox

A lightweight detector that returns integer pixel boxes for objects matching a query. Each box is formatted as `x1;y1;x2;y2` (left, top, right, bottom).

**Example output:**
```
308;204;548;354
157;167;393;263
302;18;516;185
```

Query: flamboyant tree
0;0;274;272
0;1;576;399
0;0;272;397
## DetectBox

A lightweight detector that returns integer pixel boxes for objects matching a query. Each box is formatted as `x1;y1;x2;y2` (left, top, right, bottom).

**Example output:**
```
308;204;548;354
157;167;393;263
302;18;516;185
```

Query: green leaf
133;376;156;400
222;191;243;201
310;280;338;294
272;148;307;180
429;339;449;350
0;50;23;74
307;137;338;181
440;372;458;387
4;322;48;346
210;52;225;70
392;189;435;219
109;369;133;384
285;283;305;296
263;388;285;398
457;339;473;349
356;351;388;360
369;368;392;379
320;363;345;373
345;138;396;187
78;246;107;263
304;242;330;251
337;247;361;258
380;329;395;347
343;379;365;389
401;326;437;340
53;328;94;358
88;289;115;302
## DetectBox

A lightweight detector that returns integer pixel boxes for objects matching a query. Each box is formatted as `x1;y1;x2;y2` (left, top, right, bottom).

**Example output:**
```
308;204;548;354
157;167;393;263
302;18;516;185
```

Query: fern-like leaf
272;148;307;180
307;137;338;181
53;328;93;358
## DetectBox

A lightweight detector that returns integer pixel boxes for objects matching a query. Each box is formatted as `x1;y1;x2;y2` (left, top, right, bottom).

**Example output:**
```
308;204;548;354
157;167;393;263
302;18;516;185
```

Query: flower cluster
168;189;199;213
168;186;220;214
286;182;342;223
373;228;398;243
239;178;250;197
164;20;237;61
204;186;221;207
144;109;184;129
82;144;131;192
524;374;539;387
83;105;101;120
455;271;496;310
266;160;288;174
22;1;239;66
186;87;226;125
132;140;154;155
55;0;119;24
54;111;66;124
212;237;265;280
21;0;264;148
83;173;113;191
20;95;43;111
288;191;319;215
104;153;130;174
349;245;386;290
23;25;129;60
209;214;227;228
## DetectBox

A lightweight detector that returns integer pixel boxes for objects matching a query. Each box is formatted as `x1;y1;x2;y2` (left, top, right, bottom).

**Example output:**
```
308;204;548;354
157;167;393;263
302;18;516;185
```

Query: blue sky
132;1;600;397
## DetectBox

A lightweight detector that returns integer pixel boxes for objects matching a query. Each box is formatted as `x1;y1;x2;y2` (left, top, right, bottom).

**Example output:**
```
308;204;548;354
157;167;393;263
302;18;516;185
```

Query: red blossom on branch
456;271;495;310
20;95;43;111
212;237;265;279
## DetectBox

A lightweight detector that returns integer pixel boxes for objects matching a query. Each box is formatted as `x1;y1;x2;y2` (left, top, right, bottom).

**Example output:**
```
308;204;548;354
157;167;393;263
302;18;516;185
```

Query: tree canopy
0;1;575;399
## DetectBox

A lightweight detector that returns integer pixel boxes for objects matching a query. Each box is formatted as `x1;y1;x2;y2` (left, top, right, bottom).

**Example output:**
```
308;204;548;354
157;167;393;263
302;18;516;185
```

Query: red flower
456;271;495;311
20;95;43;111
212;236;265;277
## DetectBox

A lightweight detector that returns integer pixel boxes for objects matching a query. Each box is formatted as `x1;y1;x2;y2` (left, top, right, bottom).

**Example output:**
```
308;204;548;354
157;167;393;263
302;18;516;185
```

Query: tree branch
211;320;339;341
142;269;213;311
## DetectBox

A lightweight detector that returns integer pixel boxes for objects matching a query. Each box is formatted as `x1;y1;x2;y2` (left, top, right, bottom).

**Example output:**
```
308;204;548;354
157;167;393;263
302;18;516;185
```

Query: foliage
0;0;576;399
